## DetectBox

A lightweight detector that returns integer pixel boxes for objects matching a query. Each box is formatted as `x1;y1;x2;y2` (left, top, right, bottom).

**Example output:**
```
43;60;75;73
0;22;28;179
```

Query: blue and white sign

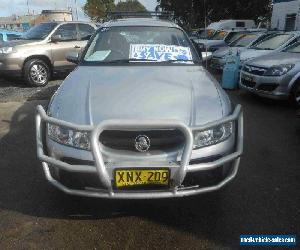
129;44;193;62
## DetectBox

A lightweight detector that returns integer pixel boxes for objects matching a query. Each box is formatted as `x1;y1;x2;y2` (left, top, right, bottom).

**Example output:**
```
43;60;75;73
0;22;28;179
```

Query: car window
284;41;300;53
285;37;299;47
21;22;58;40
54;24;77;41
210;31;228;40
6;34;20;41
230;34;258;47
251;34;292;50
0;33;3;42
83;26;200;64
225;32;244;44
78;24;95;41
198;29;215;39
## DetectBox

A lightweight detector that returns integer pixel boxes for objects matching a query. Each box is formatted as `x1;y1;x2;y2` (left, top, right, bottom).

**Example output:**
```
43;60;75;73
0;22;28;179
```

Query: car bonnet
49;65;227;127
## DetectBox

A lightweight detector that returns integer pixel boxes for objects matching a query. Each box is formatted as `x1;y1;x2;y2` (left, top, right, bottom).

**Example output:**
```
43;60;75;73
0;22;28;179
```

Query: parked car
190;20;256;42
239;31;300;65
193;29;260;53
208;20;256;31
36;17;243;199
211;32;276;70
240;40;300;103
0;29;22;44
0;21;96;86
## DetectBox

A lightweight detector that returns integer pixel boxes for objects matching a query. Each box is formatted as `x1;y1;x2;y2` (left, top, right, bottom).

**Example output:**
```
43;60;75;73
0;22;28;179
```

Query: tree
115;0;147;12
157;0;272;30
83;0;115;22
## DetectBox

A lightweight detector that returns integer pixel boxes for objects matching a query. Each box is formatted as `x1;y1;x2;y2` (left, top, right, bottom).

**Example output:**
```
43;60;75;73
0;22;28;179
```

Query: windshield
250;34;292;50
230;34;258;47
83;26;200;64
21;23;58;40
198;29;215;39
209;30;228;40
285;41;300;53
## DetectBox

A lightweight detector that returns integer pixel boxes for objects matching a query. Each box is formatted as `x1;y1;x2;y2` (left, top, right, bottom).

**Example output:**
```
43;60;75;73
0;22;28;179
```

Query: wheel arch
288;72;300;93
22;55;53;75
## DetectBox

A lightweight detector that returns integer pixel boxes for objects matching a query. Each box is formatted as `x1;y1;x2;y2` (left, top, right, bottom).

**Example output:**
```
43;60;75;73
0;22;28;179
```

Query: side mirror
81;34;92;41
51;34;62;42
66;51;79;64
201;52;213;62
192;40;204;56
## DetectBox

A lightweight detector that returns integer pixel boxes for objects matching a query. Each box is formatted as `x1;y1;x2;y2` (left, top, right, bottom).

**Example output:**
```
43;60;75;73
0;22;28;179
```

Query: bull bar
36;104;243;199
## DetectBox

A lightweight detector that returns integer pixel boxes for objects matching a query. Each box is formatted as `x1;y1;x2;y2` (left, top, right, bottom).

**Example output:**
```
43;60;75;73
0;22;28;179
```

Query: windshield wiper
165;59;197;63
105;59;158;63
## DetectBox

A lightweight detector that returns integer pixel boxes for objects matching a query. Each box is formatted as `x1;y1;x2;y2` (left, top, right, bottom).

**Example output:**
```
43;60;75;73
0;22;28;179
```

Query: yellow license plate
115;169;170;188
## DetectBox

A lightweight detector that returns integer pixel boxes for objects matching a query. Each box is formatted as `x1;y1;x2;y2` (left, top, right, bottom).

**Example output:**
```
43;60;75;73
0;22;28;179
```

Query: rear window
236;22;245;28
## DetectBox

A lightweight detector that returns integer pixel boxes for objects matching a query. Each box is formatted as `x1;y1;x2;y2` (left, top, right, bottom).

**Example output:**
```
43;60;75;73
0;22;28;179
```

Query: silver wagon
36;17;243;199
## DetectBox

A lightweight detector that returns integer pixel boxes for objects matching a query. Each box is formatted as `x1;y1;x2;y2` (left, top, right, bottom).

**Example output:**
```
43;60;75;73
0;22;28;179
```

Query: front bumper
239;71;291;100
36;105;243;199
0;53;23;73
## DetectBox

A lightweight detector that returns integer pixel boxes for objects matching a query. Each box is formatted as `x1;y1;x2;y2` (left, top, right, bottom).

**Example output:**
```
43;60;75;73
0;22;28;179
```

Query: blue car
0;29;22;43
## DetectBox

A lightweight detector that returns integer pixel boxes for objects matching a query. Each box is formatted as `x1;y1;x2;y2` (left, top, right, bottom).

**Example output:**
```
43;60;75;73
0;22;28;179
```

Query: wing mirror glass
51;34;62;42
66;51;79;64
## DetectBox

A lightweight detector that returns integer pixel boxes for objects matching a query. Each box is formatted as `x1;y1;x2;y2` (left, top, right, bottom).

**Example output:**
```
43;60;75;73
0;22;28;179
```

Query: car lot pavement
0;75;299;249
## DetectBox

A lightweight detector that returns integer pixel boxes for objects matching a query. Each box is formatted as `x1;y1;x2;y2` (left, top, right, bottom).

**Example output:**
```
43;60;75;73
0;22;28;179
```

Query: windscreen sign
129;44;193;62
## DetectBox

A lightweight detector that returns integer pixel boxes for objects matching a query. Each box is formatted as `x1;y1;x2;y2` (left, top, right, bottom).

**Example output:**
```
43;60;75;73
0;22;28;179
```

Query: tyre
23;59;50;87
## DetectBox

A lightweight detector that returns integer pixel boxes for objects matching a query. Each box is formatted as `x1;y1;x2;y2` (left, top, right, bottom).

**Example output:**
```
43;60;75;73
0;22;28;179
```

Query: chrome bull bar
36;105;243;199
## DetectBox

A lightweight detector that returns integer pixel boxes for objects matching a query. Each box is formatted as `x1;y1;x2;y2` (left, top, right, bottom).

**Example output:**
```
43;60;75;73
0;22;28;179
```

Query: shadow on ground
0;73;67;103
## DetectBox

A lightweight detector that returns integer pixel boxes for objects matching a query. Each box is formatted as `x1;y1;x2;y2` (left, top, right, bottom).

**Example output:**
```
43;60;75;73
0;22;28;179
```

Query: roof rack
107;11;175;21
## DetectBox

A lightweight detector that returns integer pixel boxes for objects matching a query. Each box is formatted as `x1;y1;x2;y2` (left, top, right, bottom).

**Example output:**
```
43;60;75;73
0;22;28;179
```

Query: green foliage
83;0;115;21
115;0;147;12
157;0;272;30
84;0;147;21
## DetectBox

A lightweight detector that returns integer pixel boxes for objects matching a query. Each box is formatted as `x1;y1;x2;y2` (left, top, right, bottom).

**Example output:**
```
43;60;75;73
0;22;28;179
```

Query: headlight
264;64;295;76
0;47;16;54
48;124;91;150
193;122;233;149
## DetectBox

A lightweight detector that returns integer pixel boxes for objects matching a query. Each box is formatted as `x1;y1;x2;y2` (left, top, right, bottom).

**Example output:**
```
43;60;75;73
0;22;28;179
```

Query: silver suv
36;18;243;199
0;21;96;86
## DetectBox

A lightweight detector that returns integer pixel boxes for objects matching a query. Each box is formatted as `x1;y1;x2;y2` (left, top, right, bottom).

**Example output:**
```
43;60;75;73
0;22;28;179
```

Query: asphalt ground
0;74;299;249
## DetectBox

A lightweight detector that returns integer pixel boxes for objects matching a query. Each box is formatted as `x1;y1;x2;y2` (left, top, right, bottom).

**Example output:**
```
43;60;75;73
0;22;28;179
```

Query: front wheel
23;59;50;87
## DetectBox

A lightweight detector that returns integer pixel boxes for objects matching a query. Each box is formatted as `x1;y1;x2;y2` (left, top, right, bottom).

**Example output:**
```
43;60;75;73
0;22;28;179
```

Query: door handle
74;45;81;49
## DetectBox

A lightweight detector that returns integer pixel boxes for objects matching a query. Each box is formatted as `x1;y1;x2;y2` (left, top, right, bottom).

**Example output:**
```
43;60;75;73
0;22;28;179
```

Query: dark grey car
36;18;243;199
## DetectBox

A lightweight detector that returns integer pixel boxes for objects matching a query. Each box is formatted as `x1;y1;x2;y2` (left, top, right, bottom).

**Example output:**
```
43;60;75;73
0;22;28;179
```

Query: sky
0;0;158;20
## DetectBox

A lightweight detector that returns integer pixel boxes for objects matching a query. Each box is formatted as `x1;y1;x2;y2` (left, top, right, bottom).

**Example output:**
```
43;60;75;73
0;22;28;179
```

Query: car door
51;23;81;70
77;23;96;51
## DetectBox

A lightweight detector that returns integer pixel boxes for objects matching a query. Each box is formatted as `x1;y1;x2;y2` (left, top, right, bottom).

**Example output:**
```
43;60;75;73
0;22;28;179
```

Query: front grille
243;65;267;76
257;83;279;92
100;129;185;152
241;78;256;88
